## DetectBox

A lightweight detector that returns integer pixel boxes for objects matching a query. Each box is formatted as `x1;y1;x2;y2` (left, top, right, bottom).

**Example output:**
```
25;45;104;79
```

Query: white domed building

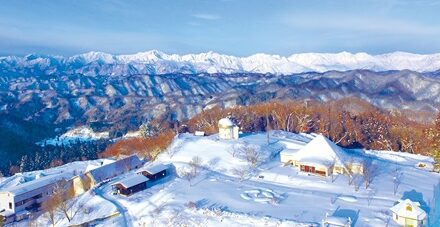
218;118;239;140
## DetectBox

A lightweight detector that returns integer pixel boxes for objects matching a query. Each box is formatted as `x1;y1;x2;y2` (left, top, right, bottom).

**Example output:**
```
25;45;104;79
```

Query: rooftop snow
112;174;149;189
0;174;68;196
291;135;349;168
279;149;299;156
390;199;427;220
323;215;351;226
85;159;115;172
218;118;235;128
88;155;143;183
142;164;169;175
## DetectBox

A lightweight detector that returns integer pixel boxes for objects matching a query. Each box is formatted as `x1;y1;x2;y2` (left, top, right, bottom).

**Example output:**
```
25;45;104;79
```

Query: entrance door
304;165;310;172
302;165;315;173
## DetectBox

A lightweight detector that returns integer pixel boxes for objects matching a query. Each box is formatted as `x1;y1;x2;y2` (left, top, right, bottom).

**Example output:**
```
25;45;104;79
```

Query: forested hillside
104;98;440;171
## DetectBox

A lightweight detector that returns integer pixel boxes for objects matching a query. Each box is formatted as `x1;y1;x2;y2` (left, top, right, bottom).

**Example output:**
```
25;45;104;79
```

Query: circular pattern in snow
240;188;280;204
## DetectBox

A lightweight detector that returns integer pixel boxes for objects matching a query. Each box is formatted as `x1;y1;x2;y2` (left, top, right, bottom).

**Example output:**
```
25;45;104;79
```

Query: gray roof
1;174;68;196
143;164;168;175
112;174;149;189
88;155;143;183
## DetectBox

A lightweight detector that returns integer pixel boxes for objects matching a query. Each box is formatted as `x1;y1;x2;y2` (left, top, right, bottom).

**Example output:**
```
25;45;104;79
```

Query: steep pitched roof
291;135;349;168
390;199;427;220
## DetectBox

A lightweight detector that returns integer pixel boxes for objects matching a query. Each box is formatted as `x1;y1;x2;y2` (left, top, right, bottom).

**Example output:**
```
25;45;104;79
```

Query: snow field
1;130;439;226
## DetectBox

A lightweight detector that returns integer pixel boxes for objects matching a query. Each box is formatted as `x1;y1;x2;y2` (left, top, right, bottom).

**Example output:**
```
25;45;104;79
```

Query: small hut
390;199;427;227
112;175;149;196
138;164;169;181
218;118;239;140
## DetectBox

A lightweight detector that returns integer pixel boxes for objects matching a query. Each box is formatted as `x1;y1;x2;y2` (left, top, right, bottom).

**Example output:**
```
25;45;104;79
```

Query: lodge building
280;135;364;177
0;174;69;223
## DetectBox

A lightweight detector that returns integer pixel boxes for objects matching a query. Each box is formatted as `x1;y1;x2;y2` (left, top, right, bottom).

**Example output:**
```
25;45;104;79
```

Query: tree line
186;98;440;168
99;97;440;170
3;140;109;176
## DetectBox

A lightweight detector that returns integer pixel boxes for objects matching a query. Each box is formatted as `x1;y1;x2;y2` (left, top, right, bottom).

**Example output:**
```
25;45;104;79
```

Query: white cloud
192;13;221;20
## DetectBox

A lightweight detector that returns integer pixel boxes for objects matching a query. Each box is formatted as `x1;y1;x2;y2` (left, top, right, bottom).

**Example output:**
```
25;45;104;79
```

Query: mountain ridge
2;51;440;76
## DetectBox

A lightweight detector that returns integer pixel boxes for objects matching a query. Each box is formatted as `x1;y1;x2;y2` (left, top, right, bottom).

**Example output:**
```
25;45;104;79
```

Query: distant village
0;117;433;227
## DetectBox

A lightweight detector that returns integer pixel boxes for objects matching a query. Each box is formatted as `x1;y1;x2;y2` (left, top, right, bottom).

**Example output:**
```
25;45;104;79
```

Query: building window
406;205;412;212
9;202;12;209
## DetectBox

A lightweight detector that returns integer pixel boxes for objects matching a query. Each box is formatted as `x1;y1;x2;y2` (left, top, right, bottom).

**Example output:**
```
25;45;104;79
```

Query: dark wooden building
138;164;169;181
111;174;149;196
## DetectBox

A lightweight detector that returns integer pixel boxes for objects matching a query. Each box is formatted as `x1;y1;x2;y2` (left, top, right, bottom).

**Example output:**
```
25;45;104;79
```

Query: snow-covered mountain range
2;51;440;76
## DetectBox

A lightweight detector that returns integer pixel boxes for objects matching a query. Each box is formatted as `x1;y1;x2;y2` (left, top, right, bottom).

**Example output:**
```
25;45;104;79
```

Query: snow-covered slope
2;51;440;76
37;126;109;146
2;131;439;226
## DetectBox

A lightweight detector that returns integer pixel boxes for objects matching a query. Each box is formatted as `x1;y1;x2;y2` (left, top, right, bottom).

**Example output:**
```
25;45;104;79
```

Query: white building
280;135;363;176
390;199;427;227
194;131;205;136
218;118;239;140
0;174;68;223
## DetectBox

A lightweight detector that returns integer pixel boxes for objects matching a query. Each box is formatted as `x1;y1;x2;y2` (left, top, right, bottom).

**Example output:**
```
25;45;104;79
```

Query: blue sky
1;0;440;56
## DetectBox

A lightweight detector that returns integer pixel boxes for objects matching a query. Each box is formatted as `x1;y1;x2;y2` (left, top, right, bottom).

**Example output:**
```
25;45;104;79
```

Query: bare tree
367;189;376;206
236;144;261;167
228;144;240;158
330;159;337;183
58;187;75;222
363;159;378;189
40;180;76;225
392;166;403;195
179;157;202;187
41;195;58;226
346;158;355;186
231;166;249;182
181;170;195;186
189;156;202;176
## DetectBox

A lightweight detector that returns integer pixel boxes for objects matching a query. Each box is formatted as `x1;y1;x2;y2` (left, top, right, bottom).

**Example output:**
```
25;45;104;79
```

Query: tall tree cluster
100;130;176;159
187;98;436;157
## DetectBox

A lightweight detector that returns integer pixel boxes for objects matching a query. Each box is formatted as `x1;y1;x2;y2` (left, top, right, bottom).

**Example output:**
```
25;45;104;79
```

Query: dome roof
218;118;235;128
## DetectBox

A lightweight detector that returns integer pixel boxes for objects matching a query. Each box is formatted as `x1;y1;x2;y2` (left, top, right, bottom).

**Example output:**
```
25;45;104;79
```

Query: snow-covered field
37;126;110;146
2;131;440;226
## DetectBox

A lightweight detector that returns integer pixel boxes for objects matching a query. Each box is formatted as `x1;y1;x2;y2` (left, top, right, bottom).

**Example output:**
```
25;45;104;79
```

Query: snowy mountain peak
1;51;440;76
73;51;116;64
